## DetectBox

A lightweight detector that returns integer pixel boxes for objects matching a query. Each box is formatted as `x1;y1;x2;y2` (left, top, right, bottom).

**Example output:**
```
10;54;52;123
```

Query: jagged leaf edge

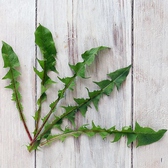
40;122;167;148
1;41;23;114
39;65;132;139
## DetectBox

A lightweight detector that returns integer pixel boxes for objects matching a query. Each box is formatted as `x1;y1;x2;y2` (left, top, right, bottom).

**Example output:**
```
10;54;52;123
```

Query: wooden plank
0;1;35;167
36;0;132;167
36;1;76;167
133;0;168;167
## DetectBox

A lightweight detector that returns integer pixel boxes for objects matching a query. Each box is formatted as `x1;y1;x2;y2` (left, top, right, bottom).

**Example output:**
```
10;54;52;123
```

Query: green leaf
3;25;166;153
27;140;40;151
81;46;109;66
121;126;137;145
53;116;63;130
37;46;110;140
58;77;75;91
62;106;77;126
74;98;90;116
35;24;57;72
69;62;85;78
87;90;102;110
112;133;122;142
34;23;57;81
33;67;43;80
3;69;20;80
2;42;34;142
2;41;20;68
91;121;101;130
94;80;115;96
57;46;109;98
38;65;131;141
33;24;58;132
37;93;47;105
127;134;137;146
49;101;56;110
99;131;109;140
34;24;57;93
58;89;65;99
38;122;166;149
108;65;131;90
69;46;109;78
42;123;52;139
135;122;167;147
72;132;81;138
5;81;19;90
93;65;131;98
111;123;167;147
85;131;96;137
1;42;23;113
37;59;45;69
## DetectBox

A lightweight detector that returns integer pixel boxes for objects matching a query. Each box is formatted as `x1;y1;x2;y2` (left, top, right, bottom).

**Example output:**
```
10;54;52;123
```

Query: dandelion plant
1;24;166;152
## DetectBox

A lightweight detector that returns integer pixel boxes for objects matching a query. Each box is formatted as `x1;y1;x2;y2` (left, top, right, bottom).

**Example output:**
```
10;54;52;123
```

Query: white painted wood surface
0;0;35;168
36;1;131;168
0;0;167;168
133;1;168;168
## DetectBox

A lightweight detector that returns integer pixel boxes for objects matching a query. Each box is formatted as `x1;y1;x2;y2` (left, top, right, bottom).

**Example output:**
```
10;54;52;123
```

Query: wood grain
0;0;35;168
1;1;168;168
36;0;132;168
133;0;168;167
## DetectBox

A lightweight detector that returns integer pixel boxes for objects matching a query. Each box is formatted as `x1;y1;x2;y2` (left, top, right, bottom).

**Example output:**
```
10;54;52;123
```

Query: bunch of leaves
1;24;167;152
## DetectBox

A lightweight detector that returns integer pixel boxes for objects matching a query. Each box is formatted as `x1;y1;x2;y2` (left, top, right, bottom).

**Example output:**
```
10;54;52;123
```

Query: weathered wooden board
1;0;168;168
36;0;132;168
133;0;168;167
0;0;35;168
